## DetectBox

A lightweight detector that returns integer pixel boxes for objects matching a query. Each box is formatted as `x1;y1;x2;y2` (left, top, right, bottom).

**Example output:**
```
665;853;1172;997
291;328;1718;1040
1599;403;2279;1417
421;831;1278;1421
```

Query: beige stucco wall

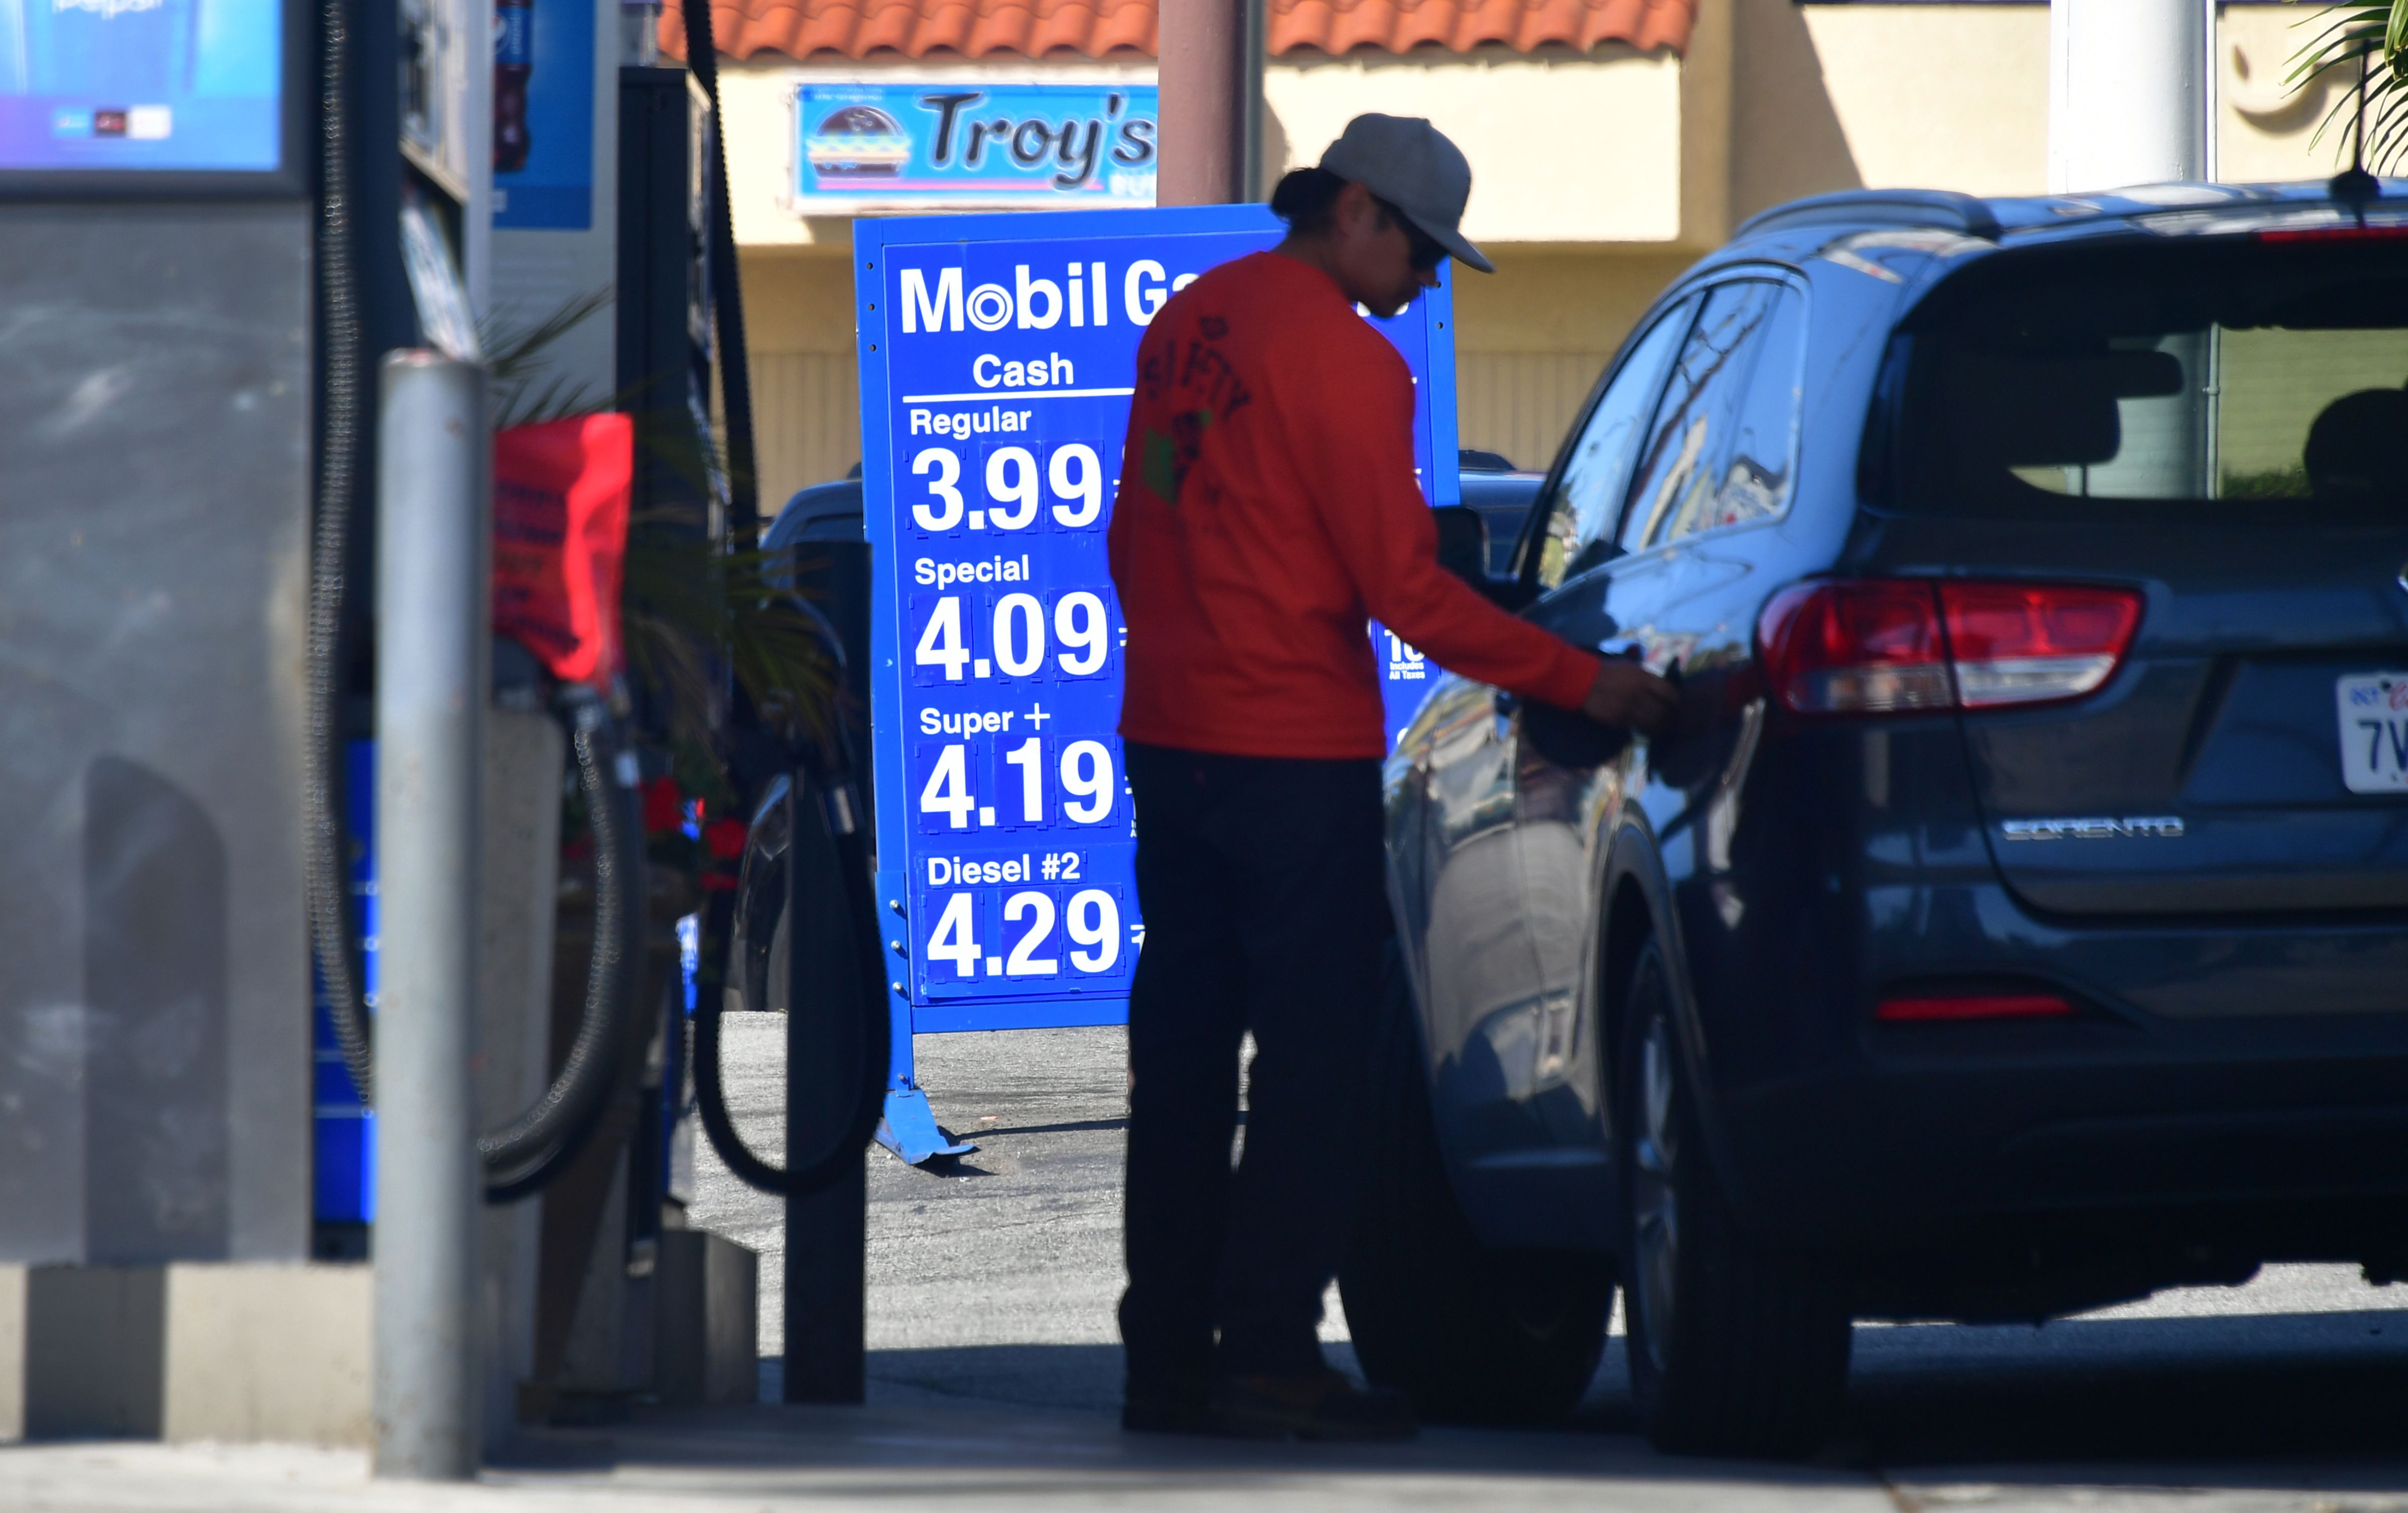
1263;47;1688;245
2217;3;2362;183
740;248;862;504
1726;1;2358;221
1746;0;2051;216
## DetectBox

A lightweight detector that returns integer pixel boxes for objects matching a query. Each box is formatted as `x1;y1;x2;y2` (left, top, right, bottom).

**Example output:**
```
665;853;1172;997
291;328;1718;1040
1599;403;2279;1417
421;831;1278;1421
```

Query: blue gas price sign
856;204;1458;1033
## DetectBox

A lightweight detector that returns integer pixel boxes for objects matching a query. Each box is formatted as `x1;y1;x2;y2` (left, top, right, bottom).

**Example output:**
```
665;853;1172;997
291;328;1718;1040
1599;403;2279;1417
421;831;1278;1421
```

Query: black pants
1118;741;1387;1390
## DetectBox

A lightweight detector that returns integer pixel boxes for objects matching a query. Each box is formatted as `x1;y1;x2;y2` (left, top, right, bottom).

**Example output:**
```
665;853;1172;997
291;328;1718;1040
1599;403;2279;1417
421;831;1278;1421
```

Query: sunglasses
1374;196;1447;273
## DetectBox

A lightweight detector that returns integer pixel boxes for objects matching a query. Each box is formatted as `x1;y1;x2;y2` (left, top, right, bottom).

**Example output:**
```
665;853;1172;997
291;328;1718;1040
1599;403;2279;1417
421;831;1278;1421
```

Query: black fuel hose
480;692;645;1202
692;756;891;1197
307;0;374;1109
679;0;760;538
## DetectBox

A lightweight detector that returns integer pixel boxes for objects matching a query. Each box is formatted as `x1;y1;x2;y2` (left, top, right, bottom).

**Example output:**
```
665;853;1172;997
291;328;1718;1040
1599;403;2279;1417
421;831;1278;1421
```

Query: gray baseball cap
1317;113;1494;274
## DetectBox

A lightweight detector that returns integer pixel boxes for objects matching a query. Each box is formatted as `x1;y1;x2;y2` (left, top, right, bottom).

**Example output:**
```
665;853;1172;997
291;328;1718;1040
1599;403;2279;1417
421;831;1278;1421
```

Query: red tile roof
662;0;1693;62
1272;0;1693;57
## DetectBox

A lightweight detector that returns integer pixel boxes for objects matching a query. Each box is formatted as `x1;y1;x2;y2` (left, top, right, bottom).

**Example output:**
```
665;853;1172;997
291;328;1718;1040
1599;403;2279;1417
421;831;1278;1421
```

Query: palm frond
619;515;839;759
2285;0;2408;174
482;287;618;429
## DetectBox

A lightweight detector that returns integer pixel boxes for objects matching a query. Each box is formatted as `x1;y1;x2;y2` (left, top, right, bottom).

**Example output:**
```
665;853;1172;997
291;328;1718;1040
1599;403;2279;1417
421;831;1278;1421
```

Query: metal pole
1158;0;1247;204
2048;0;2207;193
372;351;489;1480
785;768;867;1402
1240;0;1267;200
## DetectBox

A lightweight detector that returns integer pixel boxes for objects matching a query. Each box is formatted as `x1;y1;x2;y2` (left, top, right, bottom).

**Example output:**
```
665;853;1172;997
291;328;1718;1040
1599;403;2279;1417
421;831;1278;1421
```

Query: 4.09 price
915;591;1110;682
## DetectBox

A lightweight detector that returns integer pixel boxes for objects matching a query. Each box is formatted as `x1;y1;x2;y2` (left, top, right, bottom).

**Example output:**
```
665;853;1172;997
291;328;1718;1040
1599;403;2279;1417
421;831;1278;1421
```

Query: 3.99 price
924;887;1124;980
915;592;1111;682
912;443;1106;533
920;737;1118;830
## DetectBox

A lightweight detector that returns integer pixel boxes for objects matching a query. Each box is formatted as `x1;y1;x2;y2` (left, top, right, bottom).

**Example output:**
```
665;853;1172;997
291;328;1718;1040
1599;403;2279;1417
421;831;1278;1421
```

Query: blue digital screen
0;0;283;173
857;205;1459;1034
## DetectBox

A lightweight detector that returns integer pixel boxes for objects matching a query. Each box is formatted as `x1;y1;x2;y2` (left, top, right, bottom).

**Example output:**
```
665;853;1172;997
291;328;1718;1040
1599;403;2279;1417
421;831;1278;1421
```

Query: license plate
2337;672;2408;793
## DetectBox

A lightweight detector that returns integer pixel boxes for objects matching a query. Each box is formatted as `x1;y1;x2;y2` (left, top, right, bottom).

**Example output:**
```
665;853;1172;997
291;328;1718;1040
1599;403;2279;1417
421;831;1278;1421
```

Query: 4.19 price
921;737;1118;829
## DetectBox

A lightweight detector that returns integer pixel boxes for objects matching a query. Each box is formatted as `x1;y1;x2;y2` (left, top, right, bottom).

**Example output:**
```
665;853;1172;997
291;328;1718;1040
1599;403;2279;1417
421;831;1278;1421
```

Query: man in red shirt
1107;114;1676;1440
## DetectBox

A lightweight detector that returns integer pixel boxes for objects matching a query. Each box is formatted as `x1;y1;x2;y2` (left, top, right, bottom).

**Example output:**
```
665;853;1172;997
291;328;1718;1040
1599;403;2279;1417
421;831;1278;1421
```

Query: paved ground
7;1016;2405;1510
688;1019;1147;1373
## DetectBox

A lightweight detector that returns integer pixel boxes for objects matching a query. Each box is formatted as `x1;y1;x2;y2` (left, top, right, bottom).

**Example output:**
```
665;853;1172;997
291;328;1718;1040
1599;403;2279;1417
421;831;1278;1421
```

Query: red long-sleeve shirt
1107;252;1600;760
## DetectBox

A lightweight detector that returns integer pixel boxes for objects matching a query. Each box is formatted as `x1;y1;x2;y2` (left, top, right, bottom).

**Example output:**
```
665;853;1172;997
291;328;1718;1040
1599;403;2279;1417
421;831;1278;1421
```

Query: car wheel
1618;939;1851;1458
1339;945;1612;1425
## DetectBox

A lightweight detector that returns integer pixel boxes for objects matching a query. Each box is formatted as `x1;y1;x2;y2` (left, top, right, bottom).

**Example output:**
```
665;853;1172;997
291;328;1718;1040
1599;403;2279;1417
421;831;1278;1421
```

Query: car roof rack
1732;189;2004;243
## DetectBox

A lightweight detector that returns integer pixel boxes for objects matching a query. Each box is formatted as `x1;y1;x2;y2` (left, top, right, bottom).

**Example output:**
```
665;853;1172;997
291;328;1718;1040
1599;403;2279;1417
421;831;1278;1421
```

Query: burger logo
805;104;910;181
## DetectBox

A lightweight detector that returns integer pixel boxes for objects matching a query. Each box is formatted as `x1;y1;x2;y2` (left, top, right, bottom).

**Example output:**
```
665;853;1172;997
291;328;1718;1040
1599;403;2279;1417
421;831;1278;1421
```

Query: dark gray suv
1339;179;2408;1457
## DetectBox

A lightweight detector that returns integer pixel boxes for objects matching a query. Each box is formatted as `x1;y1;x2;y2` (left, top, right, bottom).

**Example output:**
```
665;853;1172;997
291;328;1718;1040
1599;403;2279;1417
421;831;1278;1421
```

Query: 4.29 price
924;887;1123;980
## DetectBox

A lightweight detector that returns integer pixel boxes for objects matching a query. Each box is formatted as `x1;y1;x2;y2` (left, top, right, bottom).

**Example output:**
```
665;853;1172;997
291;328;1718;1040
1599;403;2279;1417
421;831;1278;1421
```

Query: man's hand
1582;659;1678;737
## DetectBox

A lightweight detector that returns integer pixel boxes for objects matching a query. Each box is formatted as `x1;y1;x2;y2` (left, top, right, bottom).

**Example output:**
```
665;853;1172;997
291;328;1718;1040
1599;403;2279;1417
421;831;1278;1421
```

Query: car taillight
1757;581;1953;715
1758;581;2142;716
1875;992;2072;1023
1938;582;2141;708
2254;224;2408;243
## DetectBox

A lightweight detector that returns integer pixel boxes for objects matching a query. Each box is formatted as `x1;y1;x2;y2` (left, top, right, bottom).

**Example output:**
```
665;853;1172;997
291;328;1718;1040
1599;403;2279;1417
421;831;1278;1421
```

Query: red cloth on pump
1107;251;1601;760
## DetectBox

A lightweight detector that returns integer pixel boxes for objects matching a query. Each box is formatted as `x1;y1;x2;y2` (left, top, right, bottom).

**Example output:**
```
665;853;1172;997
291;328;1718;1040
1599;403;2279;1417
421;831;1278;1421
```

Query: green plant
2286;1;2408;175
620;504;838;771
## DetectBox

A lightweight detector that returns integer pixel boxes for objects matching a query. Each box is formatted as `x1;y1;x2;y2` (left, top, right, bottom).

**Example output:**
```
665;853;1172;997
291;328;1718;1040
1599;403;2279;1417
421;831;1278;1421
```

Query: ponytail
1269;166;1347;234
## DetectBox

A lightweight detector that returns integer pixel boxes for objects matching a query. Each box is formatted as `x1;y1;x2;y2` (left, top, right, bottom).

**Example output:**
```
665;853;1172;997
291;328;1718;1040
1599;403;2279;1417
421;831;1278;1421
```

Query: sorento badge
2001;816;2185;841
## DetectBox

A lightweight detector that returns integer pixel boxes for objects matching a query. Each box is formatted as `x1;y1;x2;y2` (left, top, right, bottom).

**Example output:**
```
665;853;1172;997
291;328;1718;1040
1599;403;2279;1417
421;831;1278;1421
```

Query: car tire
1618;939;1852;1458
1339;946;1612;1425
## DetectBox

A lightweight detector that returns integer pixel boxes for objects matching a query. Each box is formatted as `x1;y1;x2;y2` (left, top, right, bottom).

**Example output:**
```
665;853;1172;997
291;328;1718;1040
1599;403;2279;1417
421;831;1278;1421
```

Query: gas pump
0;0;884;1444
0;0;673;1447
0;0;518;1444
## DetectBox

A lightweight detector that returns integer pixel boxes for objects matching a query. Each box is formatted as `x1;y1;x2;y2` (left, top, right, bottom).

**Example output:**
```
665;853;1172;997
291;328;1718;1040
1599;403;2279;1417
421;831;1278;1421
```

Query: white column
2049;0;2210;193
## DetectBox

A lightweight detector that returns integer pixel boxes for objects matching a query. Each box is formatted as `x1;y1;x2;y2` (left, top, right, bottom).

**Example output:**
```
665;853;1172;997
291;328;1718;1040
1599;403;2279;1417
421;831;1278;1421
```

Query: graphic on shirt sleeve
1140;408;1212;506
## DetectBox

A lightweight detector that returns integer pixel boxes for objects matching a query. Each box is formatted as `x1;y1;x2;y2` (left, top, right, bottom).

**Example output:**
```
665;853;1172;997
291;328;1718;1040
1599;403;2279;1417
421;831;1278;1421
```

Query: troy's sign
789;80;1158;213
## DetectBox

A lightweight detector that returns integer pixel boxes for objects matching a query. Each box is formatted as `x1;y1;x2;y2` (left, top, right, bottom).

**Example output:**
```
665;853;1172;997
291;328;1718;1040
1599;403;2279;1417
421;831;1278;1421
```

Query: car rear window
1883;238;2408;515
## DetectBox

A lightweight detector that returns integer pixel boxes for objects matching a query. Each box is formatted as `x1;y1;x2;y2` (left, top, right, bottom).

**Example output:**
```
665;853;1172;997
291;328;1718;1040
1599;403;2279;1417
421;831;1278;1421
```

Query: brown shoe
1208;1369;1418;1442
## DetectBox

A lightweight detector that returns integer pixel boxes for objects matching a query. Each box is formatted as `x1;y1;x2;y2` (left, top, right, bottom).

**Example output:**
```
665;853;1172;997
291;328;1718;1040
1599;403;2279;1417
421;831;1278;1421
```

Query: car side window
1619;281;1785;553
1703;282;1809;536
1527;296;1698;591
